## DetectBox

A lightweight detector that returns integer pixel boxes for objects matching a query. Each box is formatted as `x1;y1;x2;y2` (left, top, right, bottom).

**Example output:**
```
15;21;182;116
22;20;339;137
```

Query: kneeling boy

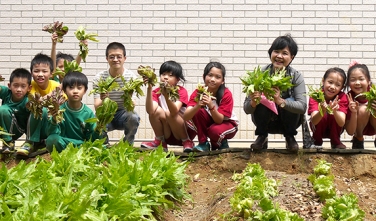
46;71;103;152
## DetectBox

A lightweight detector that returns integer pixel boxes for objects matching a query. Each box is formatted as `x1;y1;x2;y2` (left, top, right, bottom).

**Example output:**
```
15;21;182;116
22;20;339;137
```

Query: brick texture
1;1;375;142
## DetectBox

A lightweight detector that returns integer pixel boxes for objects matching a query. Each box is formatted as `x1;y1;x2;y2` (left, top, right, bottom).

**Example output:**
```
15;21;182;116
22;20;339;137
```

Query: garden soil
164;150;376;221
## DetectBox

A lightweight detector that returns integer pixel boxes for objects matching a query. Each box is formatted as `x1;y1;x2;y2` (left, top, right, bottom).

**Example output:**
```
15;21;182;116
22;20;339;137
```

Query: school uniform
346;90;375;135
0;86;29;142
27;80;62;143
187;87;238;149
46;102;101;152
152;85;196;145
308;91;348;146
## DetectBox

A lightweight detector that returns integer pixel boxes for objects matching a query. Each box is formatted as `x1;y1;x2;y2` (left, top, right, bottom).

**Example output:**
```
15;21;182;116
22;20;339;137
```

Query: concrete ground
7;139;375;153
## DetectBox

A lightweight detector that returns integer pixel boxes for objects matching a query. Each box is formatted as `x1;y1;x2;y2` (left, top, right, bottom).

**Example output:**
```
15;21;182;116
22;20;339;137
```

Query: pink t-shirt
308;91;348;115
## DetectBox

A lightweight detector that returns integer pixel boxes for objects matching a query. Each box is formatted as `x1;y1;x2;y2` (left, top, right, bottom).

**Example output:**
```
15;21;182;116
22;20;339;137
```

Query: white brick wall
1;1;375;142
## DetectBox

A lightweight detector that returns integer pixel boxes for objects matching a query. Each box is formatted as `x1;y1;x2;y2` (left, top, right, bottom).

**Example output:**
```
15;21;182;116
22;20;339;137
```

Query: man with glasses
92;42;140;146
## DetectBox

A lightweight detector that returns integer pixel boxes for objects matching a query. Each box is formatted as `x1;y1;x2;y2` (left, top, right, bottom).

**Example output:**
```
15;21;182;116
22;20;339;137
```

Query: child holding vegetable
92;42;140;145
50;32;85;82
243;34;307;151
345;61;376;149
17;53;61;157
140;61;196;153
46;72;103;152
308;67;348;149
183;61;238;152
0;68;32;154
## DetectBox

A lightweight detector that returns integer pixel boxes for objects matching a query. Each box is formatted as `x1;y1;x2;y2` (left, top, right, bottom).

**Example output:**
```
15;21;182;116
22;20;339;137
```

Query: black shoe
251;135;268;150
352;137;364;149
285;136;299;151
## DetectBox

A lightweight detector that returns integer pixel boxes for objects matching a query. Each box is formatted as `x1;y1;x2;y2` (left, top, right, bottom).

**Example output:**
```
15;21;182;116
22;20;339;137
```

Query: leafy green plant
89;75;120;96
308;159;336;201
25;92;44;120
119;77;144;112
156;82;180;102
229;163;303;220
355;84;376;117
44;87;67;124
194;83;215;102
137;65;157;86
53;60;82;79
26;88;67;124
322;193;365;221
307;85;333;115
42;21;69;43
0;139;191;220
240;66;293;104
74;26;99;62
85;97;118;134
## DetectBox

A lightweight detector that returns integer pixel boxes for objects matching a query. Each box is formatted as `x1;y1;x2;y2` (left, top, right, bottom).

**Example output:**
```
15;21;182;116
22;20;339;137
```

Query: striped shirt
92;68;137;110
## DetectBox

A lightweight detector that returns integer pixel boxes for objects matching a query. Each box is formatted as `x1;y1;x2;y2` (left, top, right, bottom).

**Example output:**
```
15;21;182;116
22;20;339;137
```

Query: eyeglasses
108;55;124;60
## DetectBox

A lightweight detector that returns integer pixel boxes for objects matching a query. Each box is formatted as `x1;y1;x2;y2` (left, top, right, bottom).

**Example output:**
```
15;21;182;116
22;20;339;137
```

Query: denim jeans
252;98;301;137
106;109;140;145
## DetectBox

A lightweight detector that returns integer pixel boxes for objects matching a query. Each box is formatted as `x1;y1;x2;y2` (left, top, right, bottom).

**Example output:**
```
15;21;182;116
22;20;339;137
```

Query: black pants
252;104;301;137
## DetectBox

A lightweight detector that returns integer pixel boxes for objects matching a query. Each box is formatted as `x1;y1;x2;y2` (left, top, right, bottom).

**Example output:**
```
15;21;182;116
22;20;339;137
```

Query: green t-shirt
0;85;30;129
48;102;100;141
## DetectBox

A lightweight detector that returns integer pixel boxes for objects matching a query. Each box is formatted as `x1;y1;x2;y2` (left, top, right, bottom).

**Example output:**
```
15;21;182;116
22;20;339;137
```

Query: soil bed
164;151;376;221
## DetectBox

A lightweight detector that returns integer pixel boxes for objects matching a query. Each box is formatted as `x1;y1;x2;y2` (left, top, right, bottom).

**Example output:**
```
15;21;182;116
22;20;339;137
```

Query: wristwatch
279;100;286;108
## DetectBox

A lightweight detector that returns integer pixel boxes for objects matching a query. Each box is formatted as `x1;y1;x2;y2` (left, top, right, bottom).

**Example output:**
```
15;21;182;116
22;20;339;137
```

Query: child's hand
319;101;328;114
160;82;169;97
329;95;340;112
100;92;109;100
80;39;88;46
199;94;212;107
347;93;359;113
51;32;58;43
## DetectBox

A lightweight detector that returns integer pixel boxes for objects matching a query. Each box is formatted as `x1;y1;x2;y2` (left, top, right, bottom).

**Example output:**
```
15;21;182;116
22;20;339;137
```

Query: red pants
309;114;343;146
187;108;238;148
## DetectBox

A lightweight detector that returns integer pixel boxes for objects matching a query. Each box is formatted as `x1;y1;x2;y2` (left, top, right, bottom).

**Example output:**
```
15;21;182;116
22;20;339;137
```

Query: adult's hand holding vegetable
100;92;109;101
271;87;285;106
249;91;261;108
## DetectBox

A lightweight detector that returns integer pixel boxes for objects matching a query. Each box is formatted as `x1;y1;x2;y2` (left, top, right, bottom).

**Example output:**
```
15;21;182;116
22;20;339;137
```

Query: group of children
0;33;375;157
309;62;376;149
0;31;240;156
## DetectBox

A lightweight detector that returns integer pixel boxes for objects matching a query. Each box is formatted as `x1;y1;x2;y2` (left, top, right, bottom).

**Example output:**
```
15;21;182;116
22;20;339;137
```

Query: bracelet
209;106;215;111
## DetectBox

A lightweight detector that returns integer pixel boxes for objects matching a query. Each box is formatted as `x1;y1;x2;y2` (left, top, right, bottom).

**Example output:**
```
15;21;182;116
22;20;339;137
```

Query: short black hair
106;42;126;57
268;34;298;60
159;60;186;82
30;53;54;73
62;71;88;91
10;68;32;85
56;51;74;66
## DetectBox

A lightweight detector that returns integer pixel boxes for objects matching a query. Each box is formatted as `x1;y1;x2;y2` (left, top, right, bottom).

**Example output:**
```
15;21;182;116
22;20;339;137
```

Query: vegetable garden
1;142;376;220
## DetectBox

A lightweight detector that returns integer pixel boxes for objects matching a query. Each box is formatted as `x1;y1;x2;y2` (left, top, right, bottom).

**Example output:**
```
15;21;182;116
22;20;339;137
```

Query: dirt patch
164;151;376;221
